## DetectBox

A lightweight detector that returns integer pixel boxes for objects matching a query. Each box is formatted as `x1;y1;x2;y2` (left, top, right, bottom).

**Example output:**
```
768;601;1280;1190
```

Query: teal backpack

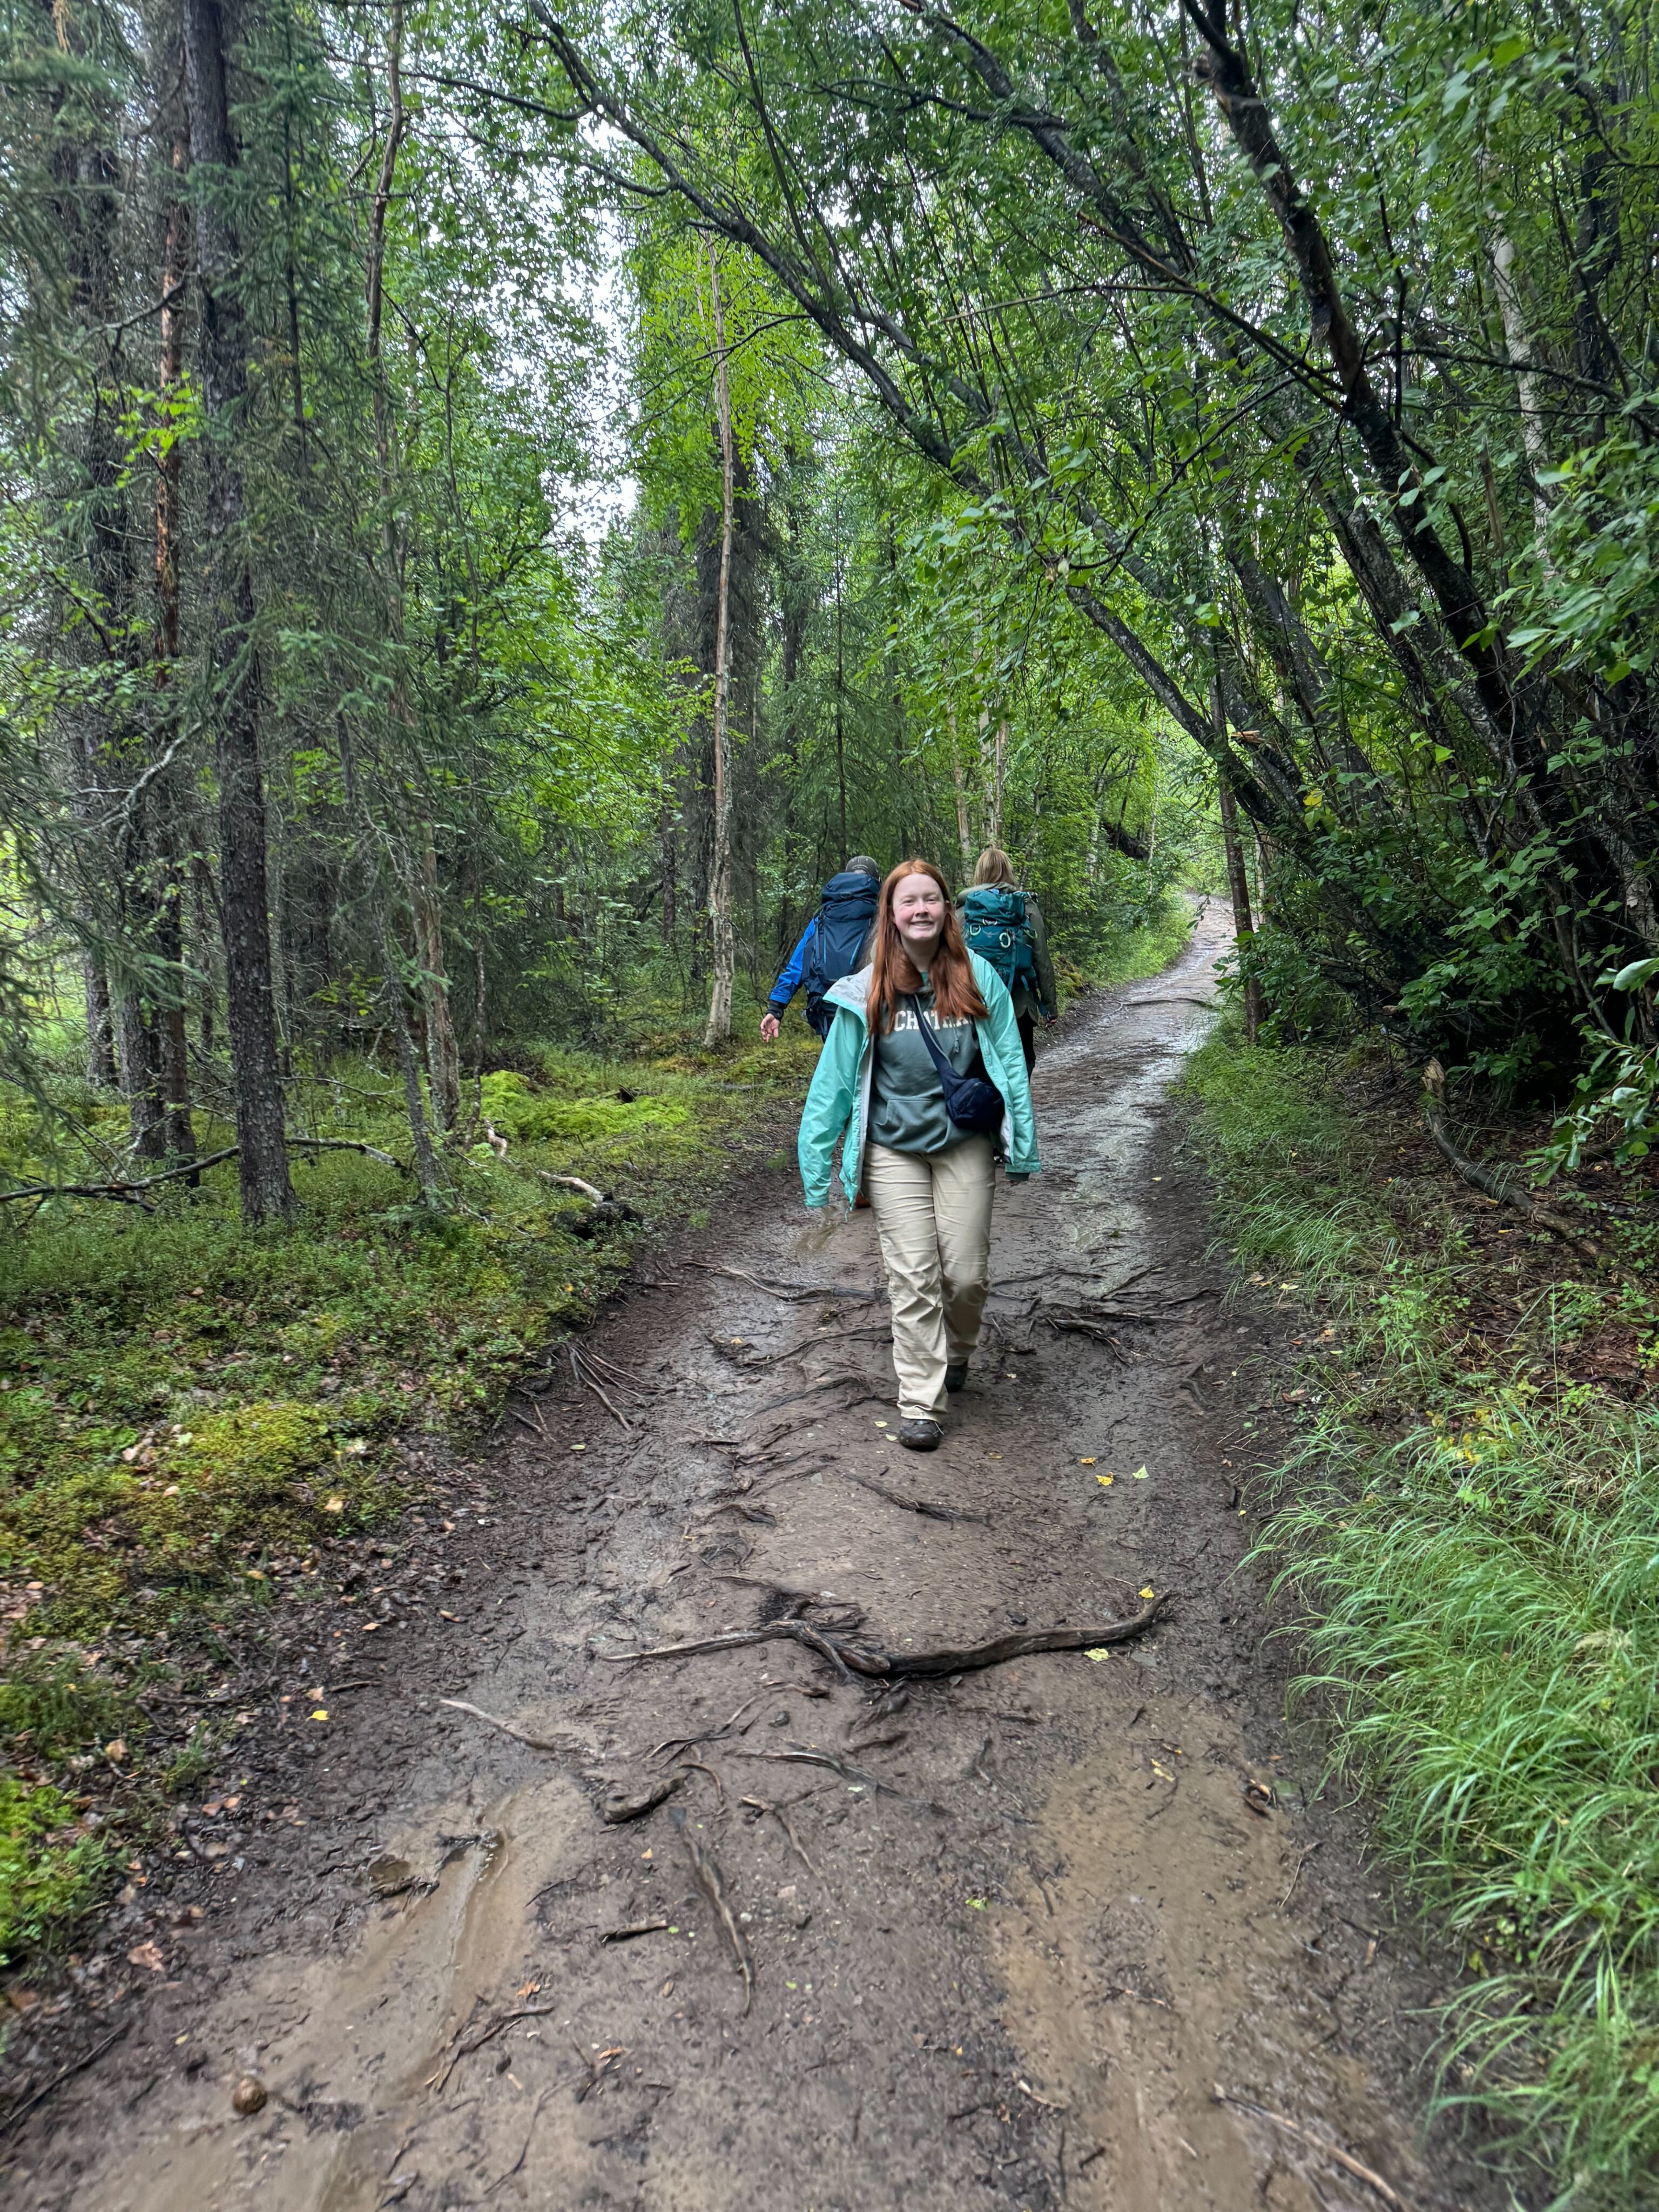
961;886;1038;998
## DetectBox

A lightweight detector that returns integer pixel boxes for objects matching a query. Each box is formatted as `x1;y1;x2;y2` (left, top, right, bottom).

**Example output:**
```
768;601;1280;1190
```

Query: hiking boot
945;1361;969;1393
896;1417;942;1452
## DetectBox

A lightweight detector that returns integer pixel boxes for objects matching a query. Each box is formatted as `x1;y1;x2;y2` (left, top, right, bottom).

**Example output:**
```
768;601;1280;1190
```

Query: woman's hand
760;1011;781;1042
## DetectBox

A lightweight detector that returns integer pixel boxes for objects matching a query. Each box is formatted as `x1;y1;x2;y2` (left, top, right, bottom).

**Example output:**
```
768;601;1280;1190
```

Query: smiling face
891;871;946;963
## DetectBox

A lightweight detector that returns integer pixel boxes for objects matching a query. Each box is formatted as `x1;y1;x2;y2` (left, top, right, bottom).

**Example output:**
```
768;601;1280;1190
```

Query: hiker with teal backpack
798;859;1040;1452
957;847;1057;1073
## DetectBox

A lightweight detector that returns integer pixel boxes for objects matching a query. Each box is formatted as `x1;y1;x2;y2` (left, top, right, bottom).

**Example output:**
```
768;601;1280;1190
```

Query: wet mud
7;906;1510;2210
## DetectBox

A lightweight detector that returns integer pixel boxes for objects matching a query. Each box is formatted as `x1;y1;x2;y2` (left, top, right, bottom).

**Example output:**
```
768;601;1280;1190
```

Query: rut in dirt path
9;908;1513;2212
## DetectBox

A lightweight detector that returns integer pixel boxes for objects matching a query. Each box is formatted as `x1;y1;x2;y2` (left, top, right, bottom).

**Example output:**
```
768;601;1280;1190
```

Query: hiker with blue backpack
957;847;1057;1072
759;857;883;1042
798;859;1039;1452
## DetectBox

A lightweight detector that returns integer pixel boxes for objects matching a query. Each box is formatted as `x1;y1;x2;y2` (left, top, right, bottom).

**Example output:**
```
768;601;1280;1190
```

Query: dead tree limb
1421;1061;1600;1262
0;1135;409;1208
1212;2088;1413;2212
439;1698;572;1752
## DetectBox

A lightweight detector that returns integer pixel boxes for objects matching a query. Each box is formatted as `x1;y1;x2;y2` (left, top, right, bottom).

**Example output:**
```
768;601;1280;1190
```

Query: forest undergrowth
0;905;1190;1994
0;980;822;1978
1185;1034;1659;2210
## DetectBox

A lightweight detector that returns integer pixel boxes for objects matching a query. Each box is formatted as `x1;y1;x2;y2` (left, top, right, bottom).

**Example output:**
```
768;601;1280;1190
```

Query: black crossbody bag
907;995;1004;1138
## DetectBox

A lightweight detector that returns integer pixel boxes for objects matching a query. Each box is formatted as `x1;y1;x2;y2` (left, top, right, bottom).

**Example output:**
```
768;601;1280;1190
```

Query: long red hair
866;859;987;1035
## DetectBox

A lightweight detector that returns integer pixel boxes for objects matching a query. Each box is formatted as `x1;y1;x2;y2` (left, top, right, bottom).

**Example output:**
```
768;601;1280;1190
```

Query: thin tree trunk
1214;688;1264;1044
833;538;848;865
365;3;460;1134
1488;227;1555;561
83;953;115;1086
946;692;972;874
414;823;461;1130
186;0;295;1222
153;90;194;1163
703;244;737;1049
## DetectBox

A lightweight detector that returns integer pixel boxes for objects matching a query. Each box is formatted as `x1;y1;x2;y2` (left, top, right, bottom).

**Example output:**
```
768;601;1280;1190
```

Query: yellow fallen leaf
1130;1465;1149;1480
1096;1474;1114;1487
1139;1587;1155;1599
1084;1648;1112;1662
1080;1456;1096;1466
311;1709;329;1721
323;1495;344;1514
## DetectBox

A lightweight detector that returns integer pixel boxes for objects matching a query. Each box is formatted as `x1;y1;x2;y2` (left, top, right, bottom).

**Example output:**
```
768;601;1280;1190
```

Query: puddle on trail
107;1776;588;2212
993;1685;1428;2211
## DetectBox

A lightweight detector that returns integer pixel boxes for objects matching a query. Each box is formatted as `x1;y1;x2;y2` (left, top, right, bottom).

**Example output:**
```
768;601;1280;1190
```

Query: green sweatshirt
797;953;1041;1208
868;979;982;1154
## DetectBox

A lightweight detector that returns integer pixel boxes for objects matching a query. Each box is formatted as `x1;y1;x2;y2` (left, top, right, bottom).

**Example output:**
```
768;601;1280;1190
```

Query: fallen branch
1422;1061;1600;1262
686;1262;884;1304
746;1374;885;1419
544;1171;607;1203
736;1742;944;1813
599;1773;684;1824
0;2018;131;2137
714;1323;894;1371
1212;2088;1413;2212
598;1619;878;1683
0;1134;409;1209
841;1470;988;1523
741;1793;820;1874
571;1347;633;1433
439;1698;571;1753
428;2003;561;2092
671;1807;753;2014
599;1918;670;1944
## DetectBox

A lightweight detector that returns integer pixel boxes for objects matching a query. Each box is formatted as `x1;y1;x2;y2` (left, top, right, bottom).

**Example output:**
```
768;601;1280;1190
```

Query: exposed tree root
601;1595;1169;1683
671;1807;753;2014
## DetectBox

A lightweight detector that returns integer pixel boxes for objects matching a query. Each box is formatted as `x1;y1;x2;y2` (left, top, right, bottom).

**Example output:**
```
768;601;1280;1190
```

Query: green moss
478;1068;689;1145
3;1400;390;1631
0;1775;119;1965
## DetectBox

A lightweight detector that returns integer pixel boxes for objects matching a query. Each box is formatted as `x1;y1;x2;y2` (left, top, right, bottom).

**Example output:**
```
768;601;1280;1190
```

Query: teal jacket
798;953;1041;1208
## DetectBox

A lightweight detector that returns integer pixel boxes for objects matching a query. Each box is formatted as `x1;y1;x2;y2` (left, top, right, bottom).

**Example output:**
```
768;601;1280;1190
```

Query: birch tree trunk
703;244;737;1049
1489;227;1555;563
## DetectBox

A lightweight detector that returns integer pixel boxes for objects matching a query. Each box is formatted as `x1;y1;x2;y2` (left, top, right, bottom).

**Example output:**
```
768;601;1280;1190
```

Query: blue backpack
802;871;881;1037
961;886;1038;998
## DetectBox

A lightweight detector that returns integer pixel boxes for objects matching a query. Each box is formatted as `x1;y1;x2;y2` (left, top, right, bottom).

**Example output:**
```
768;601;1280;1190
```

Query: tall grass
1185;1033;1659;2210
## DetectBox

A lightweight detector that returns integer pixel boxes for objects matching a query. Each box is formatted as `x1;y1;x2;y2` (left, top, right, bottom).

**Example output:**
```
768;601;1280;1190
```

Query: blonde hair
973;846;1017;887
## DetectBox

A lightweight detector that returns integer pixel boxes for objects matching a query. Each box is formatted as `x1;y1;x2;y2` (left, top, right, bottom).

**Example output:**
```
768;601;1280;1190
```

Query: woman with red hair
798;860;1040;1450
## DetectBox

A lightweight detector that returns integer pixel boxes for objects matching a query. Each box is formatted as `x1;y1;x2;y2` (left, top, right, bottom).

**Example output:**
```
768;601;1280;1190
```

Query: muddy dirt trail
10;909;1506;2212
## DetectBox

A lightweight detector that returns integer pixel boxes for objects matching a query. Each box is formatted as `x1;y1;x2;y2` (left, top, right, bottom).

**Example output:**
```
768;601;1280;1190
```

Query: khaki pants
865;1136;995;1420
